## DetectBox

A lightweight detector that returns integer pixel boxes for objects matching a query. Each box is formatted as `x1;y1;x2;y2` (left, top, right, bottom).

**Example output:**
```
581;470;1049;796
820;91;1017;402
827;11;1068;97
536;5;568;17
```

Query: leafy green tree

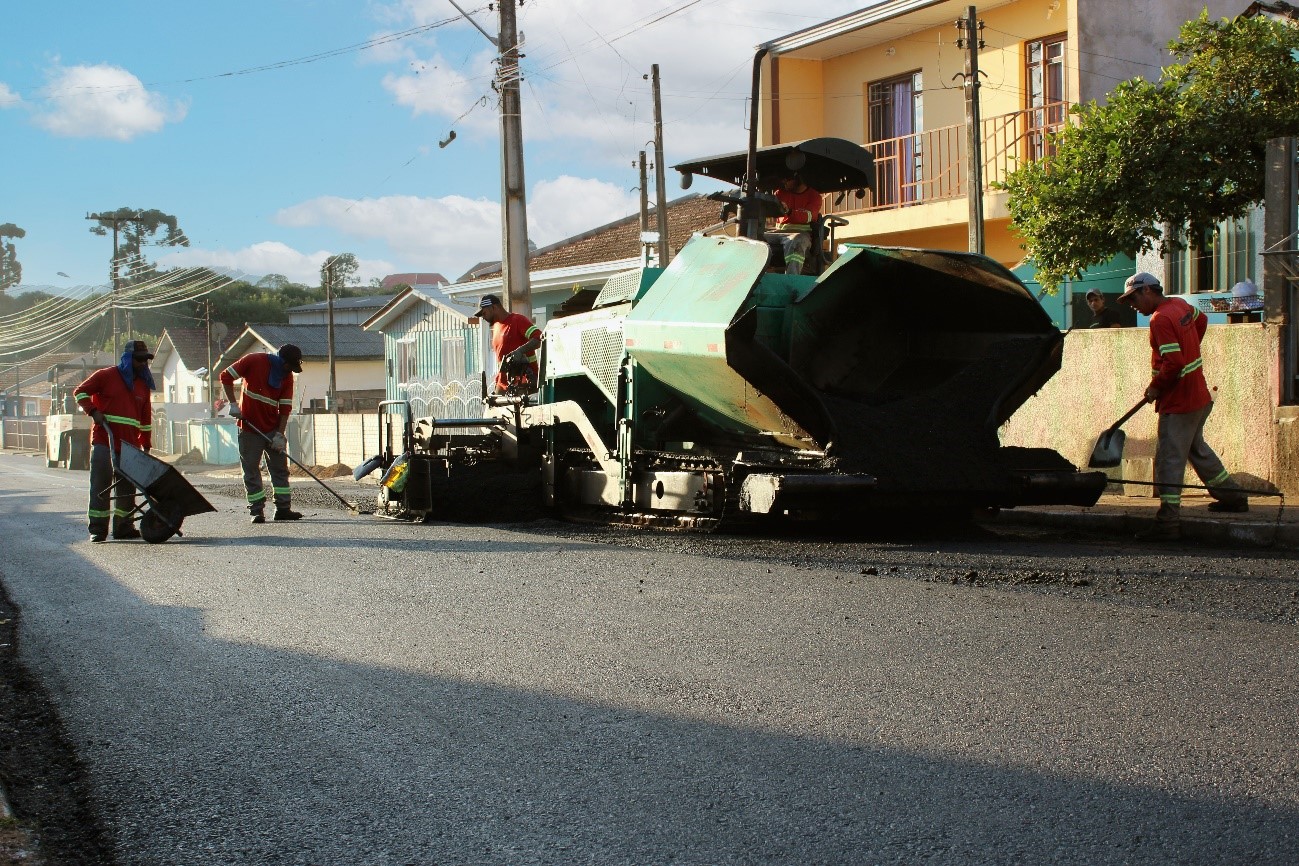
0;223;25;291
255;273;292;290
1003;12;1299;291
320;252;359;289
87;208;189;286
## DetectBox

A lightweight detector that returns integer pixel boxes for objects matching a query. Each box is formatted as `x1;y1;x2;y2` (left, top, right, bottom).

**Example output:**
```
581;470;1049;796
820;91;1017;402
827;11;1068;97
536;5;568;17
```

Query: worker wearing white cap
1118;272;1247;539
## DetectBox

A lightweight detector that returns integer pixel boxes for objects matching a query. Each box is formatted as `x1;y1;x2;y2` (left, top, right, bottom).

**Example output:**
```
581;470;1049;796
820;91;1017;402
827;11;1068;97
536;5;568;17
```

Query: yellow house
757;0;1244;269
748;2;1299;497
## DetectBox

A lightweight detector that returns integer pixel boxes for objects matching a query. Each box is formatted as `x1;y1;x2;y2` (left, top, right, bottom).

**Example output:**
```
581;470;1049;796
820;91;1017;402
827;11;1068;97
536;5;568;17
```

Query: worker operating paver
220;344;304;524
478;294;541;394
1118;271;1248;539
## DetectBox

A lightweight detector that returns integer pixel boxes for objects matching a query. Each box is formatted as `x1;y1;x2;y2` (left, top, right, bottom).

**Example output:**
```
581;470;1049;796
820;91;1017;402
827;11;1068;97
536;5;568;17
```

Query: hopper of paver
624;233;1100;507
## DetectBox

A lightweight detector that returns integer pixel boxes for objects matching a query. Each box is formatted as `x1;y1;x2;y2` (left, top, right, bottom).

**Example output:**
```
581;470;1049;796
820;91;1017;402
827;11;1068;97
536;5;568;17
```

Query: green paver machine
391;48;1106;528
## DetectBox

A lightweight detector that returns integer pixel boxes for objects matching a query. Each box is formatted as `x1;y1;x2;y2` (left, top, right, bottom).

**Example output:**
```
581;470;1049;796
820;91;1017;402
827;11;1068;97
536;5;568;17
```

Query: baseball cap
129;340;154;360
479;294;503;310
1085;289;1102;300
1118;271;1161;302
278;343;304;373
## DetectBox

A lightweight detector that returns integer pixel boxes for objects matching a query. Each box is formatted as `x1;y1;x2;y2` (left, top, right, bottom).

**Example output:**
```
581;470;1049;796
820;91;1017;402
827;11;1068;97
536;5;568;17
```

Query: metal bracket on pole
446;0;497;47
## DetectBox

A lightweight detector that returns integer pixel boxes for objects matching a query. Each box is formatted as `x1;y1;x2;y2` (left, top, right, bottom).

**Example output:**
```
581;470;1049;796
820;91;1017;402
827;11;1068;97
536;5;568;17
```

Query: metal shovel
1087;398;1151;469
240;419;371;514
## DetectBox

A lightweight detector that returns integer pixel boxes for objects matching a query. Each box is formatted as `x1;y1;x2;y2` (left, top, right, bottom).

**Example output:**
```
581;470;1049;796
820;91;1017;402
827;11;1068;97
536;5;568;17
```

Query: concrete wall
1002;323;1288;492
1075;0;1243;105
293;360;384;407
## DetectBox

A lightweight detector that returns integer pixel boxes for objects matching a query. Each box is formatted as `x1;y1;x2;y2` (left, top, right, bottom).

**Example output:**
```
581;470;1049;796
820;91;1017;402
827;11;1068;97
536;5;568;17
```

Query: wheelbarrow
108;436;217;543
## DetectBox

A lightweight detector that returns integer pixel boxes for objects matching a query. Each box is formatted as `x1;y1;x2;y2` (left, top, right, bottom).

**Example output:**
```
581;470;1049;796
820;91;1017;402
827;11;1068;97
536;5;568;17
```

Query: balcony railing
823;102;1069;217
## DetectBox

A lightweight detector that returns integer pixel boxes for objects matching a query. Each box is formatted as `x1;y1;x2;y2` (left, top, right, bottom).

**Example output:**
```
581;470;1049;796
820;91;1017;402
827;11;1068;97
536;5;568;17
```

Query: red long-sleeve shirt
1148;295;1211;415
219;352;294;433
774;186;822;229
491;313;541;392
75;367;152;451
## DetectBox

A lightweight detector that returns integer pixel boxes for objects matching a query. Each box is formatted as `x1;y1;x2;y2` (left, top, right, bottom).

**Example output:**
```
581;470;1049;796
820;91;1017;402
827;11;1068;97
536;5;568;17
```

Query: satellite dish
211;322;229;344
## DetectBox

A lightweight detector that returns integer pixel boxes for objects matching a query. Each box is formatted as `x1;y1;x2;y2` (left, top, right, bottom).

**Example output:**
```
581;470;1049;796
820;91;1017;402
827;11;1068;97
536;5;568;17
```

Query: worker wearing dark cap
1119;271;1247;539
478;294;541;394
74;340;155;542
1084;288;1122;328
220;344;304;523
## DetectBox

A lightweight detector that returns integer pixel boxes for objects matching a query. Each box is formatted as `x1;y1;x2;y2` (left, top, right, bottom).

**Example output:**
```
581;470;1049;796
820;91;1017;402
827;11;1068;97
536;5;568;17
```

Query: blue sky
2;0;867;291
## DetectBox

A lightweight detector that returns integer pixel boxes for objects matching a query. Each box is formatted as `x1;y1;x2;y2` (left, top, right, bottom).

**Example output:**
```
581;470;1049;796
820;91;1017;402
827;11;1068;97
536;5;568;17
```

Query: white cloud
375;1;867;166
528;176;641;246
274;178;642;280
31;64;187;140
0;82;20;108
381;48;497;133
156;241;395;287
277;194;501;280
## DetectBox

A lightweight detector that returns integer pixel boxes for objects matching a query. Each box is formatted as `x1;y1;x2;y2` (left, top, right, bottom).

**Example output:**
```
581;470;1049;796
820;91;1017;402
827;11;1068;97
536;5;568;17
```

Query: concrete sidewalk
995;491;1297;549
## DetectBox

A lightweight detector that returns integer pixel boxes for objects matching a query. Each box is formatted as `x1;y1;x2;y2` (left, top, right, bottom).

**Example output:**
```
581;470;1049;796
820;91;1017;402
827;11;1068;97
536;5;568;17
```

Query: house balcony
824;102;1068;237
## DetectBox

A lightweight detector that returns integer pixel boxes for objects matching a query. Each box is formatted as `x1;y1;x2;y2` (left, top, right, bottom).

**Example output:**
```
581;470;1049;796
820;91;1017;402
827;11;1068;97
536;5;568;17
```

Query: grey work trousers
238;427;291;515
1154;402;1242;519
765;231;812;274
88;444;137;535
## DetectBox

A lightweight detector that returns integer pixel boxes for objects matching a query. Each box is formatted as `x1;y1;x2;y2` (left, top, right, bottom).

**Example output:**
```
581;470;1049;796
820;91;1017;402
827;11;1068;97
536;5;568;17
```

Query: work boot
250;513;265;524
90;533;108;544
112;525;142;540
273;508;304;521
1208;497;1249;513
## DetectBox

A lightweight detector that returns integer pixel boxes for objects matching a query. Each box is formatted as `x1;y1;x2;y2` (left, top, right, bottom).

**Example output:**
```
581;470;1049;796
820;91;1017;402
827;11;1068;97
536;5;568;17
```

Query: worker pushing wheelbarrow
101;427;217;543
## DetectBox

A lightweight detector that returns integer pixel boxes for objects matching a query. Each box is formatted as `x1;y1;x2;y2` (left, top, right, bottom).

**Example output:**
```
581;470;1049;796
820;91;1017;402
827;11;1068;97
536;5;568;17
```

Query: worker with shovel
220;344;304;524
1118;272;1247;540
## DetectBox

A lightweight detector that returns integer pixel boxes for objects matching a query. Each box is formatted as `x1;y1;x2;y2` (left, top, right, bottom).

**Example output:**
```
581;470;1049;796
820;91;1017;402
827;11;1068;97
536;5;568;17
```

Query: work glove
503;350;529;375
270;432;287;452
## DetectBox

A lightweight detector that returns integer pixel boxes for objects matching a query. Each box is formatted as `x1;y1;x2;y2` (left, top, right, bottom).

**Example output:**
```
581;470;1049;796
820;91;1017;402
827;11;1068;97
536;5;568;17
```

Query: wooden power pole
957;7;986;255
498;0;533;319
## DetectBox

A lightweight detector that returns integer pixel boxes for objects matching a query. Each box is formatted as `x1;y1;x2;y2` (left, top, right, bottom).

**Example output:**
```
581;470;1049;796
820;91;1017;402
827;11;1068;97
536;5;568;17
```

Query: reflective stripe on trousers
239;428;291;513
88;444;137;533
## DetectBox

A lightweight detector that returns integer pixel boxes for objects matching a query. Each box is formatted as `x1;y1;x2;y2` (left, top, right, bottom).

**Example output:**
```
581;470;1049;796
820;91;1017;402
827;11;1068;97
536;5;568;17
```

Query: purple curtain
891;80;916;201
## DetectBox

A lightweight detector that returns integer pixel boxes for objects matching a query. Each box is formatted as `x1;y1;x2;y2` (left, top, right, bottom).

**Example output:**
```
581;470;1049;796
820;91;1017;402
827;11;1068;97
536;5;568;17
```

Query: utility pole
956;7;986;255
86;211;145;353
497;0;532;319
649;64;670;267
637;151;651;265
203;300;214;419
324;258;338;412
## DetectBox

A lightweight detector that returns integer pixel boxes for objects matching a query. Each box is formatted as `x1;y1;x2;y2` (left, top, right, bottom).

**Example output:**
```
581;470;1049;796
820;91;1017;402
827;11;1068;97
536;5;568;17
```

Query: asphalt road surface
2;451;1298;865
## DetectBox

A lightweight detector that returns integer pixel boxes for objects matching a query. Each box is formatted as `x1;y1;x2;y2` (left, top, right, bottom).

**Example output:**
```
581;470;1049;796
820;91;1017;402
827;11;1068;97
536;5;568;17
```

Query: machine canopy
674;137;873;194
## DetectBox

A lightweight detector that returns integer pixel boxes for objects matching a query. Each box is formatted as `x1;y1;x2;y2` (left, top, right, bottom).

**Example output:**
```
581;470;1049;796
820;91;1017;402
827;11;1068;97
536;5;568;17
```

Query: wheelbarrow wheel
140;510;180;544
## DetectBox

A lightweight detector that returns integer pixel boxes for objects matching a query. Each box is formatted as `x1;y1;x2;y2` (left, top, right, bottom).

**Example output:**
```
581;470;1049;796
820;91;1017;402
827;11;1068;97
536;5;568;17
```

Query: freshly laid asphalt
1;450;1298;865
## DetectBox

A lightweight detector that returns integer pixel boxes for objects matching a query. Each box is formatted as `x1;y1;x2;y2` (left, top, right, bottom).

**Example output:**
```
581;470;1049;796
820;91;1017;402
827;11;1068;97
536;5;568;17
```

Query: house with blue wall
365;195;721;419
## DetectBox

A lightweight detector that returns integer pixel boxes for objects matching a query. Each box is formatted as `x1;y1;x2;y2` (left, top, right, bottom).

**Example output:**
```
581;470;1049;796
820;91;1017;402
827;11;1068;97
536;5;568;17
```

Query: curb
994;507;1299;549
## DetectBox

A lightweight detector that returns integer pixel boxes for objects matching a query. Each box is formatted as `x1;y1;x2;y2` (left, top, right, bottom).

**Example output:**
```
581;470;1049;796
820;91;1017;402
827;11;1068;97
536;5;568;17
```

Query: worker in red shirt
478;294;541;395
220;344;303;523
1119;272;1247;540
74;340;154;542
764;173;822;275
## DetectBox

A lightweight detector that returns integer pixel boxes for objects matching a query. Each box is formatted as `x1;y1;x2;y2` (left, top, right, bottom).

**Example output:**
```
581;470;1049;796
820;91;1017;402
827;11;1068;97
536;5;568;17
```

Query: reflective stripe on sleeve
104;414;144;429
1158;343;1181;355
